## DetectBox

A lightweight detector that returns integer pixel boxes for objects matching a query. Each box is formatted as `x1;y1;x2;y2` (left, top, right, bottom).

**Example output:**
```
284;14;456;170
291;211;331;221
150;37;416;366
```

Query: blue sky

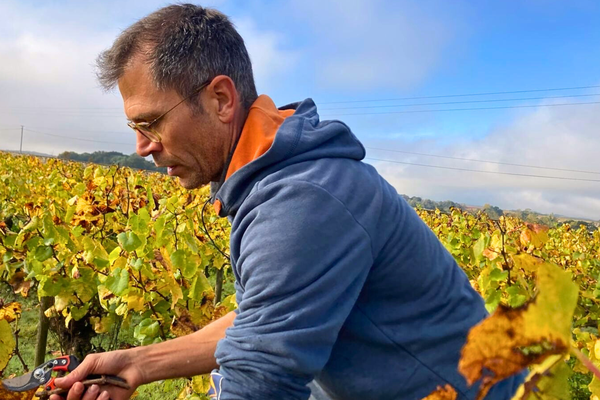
1;0;600;218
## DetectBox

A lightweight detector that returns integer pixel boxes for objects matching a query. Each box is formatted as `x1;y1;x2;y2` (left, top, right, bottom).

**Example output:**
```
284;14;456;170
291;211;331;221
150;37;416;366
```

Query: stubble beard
179;174;204;190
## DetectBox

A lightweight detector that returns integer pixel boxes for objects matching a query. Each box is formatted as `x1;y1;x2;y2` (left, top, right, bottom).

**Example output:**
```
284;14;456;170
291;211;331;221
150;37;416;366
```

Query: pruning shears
1;355;130;398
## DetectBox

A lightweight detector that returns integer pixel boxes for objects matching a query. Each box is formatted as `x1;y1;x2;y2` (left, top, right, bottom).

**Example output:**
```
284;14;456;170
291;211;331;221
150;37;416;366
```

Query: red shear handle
52;355;80;372
44;376;58;392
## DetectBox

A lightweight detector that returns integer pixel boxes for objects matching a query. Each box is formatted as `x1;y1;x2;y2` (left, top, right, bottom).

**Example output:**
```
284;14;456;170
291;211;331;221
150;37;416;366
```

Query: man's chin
177;176;204;190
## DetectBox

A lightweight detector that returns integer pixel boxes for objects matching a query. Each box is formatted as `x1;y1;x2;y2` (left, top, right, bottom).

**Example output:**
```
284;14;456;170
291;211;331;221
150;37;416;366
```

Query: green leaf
488;268;508;282
484;289;501;313
34;245;54;262
83;165;94;179
117;232;142;252
43;215;59;242
21;216;40;232
73;182;86;196
170;250;198;279
473;234;488;263
146;186;155;210
130;258;143;272
189;273;212;302
109;246;121;265
24;235;41;250
39;276;64;297
182;231;199;253
105;267;129;296
134;318;160;344
170;250;186;269
154;216;166;246
71;303;91;321
65;204;76;223
512;355;571;400
184;255;200;279
506;286;528;308
93;258;109;269
82;237;109;265
137;208;150;232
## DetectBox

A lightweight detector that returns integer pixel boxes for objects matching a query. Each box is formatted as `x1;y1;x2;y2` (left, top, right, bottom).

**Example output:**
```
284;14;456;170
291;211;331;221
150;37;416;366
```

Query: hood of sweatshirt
212;95;366;217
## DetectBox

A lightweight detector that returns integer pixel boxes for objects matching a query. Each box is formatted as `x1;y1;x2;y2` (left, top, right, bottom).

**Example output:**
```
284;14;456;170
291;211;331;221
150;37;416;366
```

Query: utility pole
20;125;23;154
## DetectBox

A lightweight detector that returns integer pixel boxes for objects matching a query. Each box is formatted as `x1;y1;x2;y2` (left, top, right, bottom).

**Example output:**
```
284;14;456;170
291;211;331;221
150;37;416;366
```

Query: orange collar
225;95;295;180
213;95;294;215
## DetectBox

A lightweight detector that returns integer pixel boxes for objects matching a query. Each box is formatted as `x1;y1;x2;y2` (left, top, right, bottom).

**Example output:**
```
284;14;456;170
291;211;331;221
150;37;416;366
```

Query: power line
321;101;600;117
6;92;598;113
365;157;600;183
320;93;600;111
5;106;122;110
0;111;124;117
365;147;600;176
26;126;129;135
24;129;132;145
320;85;600;104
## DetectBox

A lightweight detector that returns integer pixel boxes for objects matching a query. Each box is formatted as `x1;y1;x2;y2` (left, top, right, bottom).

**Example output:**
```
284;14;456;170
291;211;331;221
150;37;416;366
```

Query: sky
1;0;600;219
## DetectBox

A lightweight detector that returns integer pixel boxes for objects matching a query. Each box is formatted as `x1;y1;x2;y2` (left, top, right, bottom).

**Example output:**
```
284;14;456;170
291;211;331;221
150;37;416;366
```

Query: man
52;4;524;400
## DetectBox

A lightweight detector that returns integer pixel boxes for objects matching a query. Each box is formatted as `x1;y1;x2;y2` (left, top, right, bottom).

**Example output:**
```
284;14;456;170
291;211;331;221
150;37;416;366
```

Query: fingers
81;386;111;400
98;391;111;400
55;354;98;388
67;382;86;400
48;383;112;400
81;384;100;400
47;382;85;400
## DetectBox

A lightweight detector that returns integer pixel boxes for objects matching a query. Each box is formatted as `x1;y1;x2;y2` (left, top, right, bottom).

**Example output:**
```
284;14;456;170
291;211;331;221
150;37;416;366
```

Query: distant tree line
58;151;166;173
506;209;597;230
401;195;464;213
402;195;598;230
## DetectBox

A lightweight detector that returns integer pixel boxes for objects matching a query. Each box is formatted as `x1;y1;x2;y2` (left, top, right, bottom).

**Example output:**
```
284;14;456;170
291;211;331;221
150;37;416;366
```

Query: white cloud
368;101;600;220
0;1;301;155
232;18;300;94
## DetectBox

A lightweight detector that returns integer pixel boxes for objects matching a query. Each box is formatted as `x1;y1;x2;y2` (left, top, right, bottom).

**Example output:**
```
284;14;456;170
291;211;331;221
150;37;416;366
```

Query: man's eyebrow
129;112;161;123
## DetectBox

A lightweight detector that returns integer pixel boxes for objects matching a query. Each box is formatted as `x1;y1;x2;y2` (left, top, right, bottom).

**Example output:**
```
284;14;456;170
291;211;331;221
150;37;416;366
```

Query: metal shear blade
2;370;38;391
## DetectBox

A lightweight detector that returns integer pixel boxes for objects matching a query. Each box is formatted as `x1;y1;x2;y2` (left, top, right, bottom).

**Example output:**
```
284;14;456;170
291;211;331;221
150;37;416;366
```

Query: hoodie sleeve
214;181;374;400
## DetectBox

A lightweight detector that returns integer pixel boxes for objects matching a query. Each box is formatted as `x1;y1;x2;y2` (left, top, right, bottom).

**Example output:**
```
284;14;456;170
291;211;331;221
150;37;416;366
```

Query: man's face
118;58;230;189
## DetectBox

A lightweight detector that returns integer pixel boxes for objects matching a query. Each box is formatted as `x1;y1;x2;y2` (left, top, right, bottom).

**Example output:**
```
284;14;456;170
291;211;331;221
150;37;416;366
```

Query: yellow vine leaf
421;384;458;400
586;339;600;398
126;295;146;313
0;303;21;323
519;223;549;249
459;260;578;400
191;375;211;394
512;254;545;274
0;319;15;371
510;355;571;400
590;377;600;399
0;383;36;400
170;307;200;337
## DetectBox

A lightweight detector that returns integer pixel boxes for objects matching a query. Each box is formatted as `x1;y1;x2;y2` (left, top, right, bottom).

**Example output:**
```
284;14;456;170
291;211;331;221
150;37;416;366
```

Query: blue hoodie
213;96;523;399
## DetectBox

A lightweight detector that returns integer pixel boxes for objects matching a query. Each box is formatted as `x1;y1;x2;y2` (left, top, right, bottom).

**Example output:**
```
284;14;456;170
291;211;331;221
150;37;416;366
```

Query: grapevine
2;152;600;399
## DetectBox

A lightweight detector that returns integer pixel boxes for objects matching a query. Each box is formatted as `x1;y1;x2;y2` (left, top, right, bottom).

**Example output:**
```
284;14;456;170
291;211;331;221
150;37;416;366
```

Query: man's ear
205;75;239;124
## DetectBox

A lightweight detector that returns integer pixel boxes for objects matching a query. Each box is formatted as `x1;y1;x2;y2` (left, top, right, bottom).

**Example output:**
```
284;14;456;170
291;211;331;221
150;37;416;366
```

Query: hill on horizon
58;151;166;173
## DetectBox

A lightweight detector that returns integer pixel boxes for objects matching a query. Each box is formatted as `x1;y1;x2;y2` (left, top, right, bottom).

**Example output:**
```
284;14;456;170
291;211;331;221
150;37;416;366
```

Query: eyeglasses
127;79;212;143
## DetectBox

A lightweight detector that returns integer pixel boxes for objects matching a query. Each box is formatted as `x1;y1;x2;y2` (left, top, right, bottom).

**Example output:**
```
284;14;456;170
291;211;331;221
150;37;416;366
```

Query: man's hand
47;311;236;400
49;349;144;400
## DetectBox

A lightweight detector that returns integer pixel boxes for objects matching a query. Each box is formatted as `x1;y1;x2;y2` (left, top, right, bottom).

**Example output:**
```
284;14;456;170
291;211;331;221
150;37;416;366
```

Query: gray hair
96;4;258;110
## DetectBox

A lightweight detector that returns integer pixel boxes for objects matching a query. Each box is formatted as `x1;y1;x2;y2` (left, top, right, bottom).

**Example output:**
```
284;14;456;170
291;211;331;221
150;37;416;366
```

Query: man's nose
136;131;162;157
